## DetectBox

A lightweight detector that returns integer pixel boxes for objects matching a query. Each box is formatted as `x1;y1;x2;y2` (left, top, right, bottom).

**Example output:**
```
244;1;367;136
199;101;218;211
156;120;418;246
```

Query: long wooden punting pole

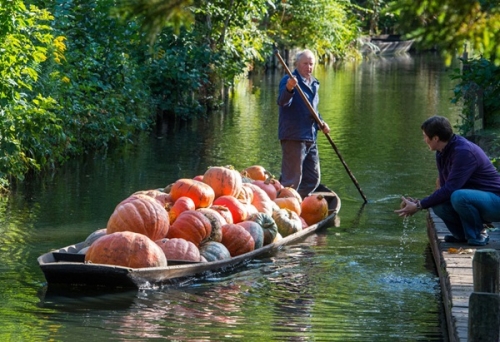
274;49;368;203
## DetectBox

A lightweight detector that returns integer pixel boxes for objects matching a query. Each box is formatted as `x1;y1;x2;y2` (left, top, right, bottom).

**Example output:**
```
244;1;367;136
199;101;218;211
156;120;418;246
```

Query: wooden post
473;249;500;293
469;249;500;341
468;293;500;342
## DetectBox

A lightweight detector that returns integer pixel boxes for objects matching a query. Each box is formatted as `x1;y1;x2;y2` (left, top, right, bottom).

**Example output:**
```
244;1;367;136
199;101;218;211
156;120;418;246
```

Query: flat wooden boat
38;188;340;290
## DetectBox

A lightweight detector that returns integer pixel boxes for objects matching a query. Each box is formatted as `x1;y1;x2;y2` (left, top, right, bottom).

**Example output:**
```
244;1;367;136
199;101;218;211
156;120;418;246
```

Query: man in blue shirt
395;115;500;246
277;49;330;199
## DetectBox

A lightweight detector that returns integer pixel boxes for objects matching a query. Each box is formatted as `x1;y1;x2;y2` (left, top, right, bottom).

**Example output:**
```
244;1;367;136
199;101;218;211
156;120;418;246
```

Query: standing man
277;49;330;199
394;115;500;246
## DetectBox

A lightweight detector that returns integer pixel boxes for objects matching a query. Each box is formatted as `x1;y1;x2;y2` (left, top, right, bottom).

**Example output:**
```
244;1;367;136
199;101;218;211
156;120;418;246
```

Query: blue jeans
280;140;321;199
432;189;500;240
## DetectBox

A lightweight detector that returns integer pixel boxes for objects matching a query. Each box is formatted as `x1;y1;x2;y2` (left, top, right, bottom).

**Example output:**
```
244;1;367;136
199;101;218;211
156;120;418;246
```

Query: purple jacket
420;134;500;209
277;70;321;141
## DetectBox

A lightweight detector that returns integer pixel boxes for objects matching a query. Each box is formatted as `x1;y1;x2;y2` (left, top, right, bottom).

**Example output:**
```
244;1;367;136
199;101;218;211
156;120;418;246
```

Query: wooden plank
426;209;500;342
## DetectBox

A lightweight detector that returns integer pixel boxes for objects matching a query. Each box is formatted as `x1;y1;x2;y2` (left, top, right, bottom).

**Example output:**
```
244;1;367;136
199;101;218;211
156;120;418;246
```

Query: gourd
242;165;268;181
242;183;277;216
252;177;277;200
273;208;303;237
212;195;248;223
274;197;301;216
132;189;172;208
167;210;212;246
247;212;278;245
155;238;201;262
169;178;215;208
277;187;302;204
107;195;170;241
167;196;196;224
238;220;265;249
203;166;242;198
199;241;231;262
196;207;226;242
221;224;255;256
301;194;329;225
85;231;167;268
210;205;234;224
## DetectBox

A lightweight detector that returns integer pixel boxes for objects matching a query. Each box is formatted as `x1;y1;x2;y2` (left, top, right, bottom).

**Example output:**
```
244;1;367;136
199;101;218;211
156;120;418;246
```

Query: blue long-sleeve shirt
420;134;500;209
277;70;321;141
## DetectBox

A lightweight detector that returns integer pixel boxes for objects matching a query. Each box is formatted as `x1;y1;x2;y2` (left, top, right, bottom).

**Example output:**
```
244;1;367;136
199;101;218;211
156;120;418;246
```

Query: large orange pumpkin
221;224;255;256
107;195;170;241
155;238;201;262
300;194;329;225
203;166;242;198
167;196;196;224
85;231;167;268
212;195;248;223
169;178;215;208
167;210;212;246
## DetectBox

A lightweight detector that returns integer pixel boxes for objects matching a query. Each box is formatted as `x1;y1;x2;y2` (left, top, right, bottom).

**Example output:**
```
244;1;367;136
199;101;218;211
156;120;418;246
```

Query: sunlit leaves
390;0;500;65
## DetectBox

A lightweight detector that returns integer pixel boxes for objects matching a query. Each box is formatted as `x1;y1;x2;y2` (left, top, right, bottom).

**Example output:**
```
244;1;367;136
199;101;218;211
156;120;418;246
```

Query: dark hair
420;116;453;141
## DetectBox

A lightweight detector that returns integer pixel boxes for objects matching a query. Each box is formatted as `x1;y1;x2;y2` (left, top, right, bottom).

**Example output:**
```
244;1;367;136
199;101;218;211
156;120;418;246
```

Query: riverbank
426;209;500;341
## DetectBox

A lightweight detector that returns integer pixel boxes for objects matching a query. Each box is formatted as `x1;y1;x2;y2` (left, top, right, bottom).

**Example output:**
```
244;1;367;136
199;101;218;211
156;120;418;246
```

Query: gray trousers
279;139;321;199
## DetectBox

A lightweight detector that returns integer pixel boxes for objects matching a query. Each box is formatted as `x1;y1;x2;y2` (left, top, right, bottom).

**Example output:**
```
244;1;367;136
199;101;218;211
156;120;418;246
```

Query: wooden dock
426;208;500;341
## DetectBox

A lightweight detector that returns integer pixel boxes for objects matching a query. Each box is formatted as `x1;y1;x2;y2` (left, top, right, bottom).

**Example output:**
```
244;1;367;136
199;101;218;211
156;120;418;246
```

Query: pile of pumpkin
82;165;329;269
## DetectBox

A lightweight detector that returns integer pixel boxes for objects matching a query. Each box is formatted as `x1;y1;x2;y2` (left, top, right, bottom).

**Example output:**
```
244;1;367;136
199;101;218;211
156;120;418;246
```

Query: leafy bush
451;57;500;135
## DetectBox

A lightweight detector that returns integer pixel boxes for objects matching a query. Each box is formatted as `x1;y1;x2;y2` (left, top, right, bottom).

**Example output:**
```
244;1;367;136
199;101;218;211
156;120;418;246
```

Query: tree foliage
0;0;64;187
389;0;500;64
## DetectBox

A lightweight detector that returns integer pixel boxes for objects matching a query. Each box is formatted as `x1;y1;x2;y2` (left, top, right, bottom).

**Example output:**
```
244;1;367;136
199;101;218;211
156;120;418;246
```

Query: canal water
1;53;461;341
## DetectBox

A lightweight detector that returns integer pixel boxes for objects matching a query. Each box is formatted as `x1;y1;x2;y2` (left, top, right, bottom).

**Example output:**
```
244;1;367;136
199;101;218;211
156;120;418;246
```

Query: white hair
294;49;315;66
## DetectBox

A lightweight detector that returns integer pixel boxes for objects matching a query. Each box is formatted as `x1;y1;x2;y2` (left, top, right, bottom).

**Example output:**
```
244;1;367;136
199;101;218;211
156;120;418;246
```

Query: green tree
0;0;65;188
390;0;500;64
266;0;361;60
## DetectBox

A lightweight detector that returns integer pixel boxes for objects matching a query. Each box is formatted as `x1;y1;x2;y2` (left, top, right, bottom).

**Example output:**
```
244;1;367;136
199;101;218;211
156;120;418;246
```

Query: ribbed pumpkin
243;183;277;216
247;212;278;245
203;166;242;198
196;208;226;242
273;208;303;237
167;196;196;224
169;178;215;208
107;195;170;241
277;187;303;204
274;197;301;216
167;210;212;246
221;224;255;256
199;241;231;262
301;194;329;225
85;231;167;268
238;220;264;249
210;205;234;224
155;238;201;262
242;165;268;181
235;184;254;205
252;178;277;200
132;189;172;208
212;195;248;223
